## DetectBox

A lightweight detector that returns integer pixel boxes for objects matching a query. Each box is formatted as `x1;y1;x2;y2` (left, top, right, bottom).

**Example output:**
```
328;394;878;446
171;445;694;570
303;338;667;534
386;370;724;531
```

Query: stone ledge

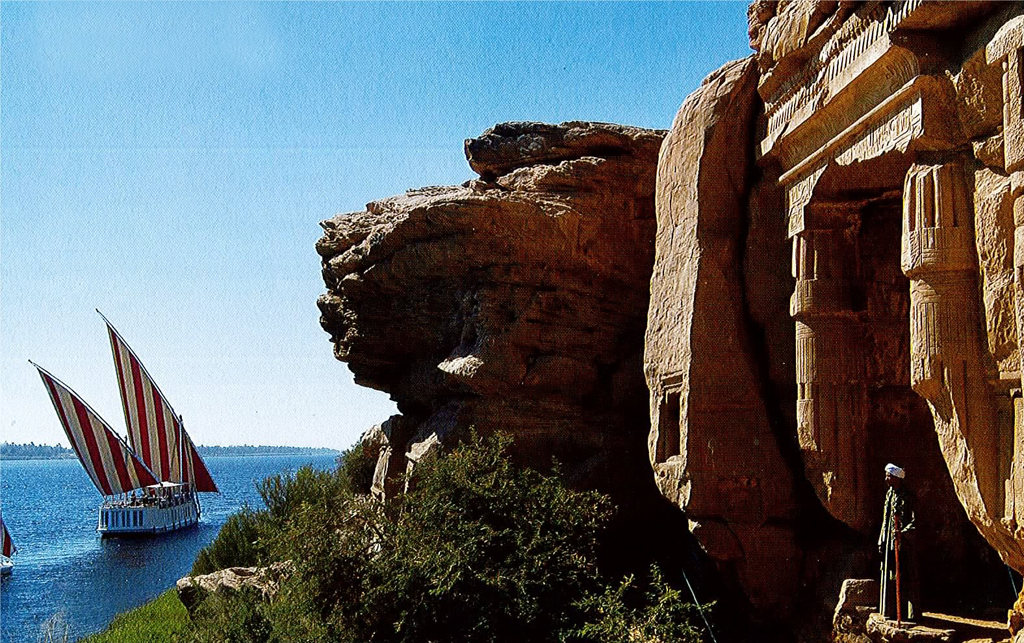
866;612;955;643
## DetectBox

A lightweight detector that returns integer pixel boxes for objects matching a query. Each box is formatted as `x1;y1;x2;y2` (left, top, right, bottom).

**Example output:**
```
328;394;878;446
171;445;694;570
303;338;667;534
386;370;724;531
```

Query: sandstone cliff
648;0;1020;634
318;2;1024;638
317;122;693;575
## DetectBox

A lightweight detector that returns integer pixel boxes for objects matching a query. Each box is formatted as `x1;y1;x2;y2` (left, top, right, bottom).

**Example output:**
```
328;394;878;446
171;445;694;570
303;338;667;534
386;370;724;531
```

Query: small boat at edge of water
1;512;15;576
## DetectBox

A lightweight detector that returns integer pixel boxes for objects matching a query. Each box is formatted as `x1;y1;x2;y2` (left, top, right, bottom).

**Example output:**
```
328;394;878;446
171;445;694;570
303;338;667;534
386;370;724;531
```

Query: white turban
885;463;905;479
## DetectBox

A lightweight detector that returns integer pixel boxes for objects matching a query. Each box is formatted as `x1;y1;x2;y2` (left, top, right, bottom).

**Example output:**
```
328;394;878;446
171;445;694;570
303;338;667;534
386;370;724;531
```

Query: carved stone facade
648;0;1024;627
757;1;1024;572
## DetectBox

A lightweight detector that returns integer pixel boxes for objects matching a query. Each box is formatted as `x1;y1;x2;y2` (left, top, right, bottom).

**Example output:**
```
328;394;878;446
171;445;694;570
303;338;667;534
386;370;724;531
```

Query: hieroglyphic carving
988;16;1024;173
834;97;921;166
763;0;925;157
988;17;1024;549
786;166;826;237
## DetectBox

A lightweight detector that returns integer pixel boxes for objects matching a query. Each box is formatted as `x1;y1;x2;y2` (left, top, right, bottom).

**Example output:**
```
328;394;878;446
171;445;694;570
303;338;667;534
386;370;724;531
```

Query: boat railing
104;490;194;509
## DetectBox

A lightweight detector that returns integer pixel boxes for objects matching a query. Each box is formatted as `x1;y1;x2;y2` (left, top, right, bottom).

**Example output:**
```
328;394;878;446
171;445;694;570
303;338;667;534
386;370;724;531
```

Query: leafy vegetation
78;590;188;643
570;566;711;643
191;444;364;576
182;433;711;643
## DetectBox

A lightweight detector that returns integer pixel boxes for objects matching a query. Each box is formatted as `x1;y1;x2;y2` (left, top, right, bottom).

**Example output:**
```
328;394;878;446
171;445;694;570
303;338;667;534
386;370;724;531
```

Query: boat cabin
97;482;199;536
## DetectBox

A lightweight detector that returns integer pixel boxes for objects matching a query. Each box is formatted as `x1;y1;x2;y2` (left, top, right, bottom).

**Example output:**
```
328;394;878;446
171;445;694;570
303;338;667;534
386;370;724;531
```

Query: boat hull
97;493;199;537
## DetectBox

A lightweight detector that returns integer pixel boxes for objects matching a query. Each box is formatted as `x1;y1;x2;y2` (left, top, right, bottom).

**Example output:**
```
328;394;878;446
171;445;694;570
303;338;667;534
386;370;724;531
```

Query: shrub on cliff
569;566;711;643
191;506;264;575
192;458;358;576
336;439;376;495
187;433;710;643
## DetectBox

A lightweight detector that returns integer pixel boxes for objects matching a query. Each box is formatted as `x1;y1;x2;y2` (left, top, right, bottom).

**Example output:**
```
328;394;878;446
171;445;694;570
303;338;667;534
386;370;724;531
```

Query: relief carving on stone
988;15;1024;560
762;1;1024;574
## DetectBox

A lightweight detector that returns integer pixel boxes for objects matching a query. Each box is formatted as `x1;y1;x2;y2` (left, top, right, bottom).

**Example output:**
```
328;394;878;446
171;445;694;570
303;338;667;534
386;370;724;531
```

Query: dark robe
878;484;920;621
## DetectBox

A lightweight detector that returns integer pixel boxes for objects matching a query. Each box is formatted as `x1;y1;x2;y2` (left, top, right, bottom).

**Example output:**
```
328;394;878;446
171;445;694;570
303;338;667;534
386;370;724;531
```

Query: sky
1;1;752;450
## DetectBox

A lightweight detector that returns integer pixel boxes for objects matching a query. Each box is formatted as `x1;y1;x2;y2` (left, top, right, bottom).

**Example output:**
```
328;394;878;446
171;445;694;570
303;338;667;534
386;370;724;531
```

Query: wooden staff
894;509;903;625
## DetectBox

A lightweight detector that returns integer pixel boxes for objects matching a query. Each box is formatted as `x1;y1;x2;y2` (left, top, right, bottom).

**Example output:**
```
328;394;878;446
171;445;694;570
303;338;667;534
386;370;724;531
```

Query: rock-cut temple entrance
797;162;1006;610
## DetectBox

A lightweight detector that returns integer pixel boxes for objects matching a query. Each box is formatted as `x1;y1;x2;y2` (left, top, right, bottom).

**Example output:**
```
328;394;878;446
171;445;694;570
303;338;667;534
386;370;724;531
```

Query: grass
77;589;189;643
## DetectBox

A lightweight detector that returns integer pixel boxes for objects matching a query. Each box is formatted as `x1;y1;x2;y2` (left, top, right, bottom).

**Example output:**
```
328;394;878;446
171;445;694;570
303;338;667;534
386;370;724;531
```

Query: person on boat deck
878;463;920;622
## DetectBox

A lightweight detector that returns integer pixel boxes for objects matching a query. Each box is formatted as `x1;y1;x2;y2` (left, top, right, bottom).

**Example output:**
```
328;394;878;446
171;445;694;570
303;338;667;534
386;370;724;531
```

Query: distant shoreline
1;443;341;461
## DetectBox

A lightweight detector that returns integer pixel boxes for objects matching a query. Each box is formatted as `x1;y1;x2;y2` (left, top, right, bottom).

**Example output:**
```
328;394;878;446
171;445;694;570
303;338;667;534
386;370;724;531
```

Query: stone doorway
796;176;1010;614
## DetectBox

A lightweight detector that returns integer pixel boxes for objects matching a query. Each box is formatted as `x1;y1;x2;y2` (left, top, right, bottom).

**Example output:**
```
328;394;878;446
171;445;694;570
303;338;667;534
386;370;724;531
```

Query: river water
0;453;338;641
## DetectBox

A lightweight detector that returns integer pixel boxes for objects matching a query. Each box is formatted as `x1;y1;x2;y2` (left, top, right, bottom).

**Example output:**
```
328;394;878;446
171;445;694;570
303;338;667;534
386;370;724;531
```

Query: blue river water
0;453;338;642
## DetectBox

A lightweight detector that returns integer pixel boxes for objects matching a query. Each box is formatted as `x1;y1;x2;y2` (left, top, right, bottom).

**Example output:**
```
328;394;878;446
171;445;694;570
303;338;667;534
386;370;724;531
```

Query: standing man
878;463;920;622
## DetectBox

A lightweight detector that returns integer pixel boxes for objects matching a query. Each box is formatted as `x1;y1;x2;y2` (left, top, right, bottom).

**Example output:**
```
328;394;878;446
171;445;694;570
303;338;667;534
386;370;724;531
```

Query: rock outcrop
176;562;294;616
832;578;879;643
318;121;683;572
647;0;1021;631
318;1;1024;638
645;55;803;617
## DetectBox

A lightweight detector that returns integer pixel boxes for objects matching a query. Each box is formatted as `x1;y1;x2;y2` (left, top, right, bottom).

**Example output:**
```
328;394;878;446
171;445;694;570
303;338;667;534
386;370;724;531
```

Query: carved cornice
760;0;924;162
781;75;960;238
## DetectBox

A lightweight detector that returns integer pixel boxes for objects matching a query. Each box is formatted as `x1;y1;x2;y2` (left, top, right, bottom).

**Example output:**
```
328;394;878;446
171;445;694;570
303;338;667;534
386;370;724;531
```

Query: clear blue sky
1;2;751;449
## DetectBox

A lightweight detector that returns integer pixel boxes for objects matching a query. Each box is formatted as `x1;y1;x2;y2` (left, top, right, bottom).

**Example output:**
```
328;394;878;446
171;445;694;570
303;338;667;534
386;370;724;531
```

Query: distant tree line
1;442;339;460
197;445;340;458
0;442;76;459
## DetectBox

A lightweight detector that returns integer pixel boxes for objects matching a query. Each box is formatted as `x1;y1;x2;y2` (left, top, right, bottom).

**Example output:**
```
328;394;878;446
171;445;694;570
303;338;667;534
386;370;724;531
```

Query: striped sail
34;365;158;496
103;317;217;492
1;514;14;557
181;428;218;493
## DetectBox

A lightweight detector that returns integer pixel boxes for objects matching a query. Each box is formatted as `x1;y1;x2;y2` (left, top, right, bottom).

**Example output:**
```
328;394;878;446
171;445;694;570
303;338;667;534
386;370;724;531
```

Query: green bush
186;433;711;643
191;505;263;576
337;439;377;495
258;464;351;524
185;589;273;643
569;566;711;643
191;463;355;576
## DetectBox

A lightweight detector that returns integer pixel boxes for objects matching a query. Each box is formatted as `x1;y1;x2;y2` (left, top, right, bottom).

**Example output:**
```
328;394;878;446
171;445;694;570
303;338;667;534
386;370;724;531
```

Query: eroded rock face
318;122;674;562
645;56;804;617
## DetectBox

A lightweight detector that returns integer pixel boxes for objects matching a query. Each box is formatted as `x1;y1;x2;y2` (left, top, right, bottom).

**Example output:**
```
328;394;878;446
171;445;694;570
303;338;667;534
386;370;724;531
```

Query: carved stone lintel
782;75;957;238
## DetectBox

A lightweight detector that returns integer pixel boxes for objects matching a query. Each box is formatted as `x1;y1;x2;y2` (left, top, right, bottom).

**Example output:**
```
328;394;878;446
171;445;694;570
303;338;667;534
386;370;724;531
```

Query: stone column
791;223;870;529
988;16;1024;548
901;160;1000;515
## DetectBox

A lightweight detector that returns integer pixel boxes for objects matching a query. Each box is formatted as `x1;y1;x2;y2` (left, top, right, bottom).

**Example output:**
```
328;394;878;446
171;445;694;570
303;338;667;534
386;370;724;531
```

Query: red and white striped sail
34;365;158;496
103;317;218;492
1;515;14;557
181;428;218;493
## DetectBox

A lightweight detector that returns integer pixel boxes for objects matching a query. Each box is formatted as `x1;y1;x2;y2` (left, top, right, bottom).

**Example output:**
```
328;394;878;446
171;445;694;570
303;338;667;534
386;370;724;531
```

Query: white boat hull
98;490;199;537
0;559;12;577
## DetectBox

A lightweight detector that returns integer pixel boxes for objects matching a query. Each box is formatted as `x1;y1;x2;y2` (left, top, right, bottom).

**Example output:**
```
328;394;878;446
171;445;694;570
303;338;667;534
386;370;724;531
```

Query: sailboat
32;313;218;536
1;513;15;576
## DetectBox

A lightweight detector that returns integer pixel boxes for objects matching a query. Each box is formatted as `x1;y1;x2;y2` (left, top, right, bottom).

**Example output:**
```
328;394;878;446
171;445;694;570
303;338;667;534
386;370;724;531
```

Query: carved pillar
791;223;870;529
992;28;1024;391
901;160;1001;516
989;16;1024;546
